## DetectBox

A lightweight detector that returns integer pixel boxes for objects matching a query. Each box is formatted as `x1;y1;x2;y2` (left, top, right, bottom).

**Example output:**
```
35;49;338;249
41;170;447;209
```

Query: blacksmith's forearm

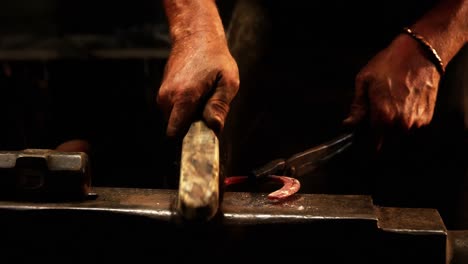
163;0;226;43
411;0;468;65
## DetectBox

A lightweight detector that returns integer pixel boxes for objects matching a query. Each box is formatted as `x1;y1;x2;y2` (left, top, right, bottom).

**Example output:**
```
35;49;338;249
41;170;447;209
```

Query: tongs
225;132;354;200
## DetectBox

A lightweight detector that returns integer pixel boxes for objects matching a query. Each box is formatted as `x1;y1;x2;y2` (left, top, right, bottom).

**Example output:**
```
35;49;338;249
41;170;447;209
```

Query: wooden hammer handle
177;120;220;221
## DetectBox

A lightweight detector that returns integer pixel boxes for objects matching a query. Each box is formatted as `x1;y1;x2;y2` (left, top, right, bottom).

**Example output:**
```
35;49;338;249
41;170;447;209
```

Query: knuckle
355;75;365;87
222;71;240;90
156;91;169;106
156;83;173;101
156;89;166;98
228;77;240;90
355;71;371;84
355;73;365;83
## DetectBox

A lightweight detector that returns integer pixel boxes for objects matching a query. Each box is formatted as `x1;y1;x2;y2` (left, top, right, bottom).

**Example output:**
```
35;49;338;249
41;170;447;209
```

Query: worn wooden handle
177;120;220;221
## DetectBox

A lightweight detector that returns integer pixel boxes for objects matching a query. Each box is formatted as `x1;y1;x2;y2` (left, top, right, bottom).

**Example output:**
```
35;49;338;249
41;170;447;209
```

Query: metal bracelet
403;27;445;76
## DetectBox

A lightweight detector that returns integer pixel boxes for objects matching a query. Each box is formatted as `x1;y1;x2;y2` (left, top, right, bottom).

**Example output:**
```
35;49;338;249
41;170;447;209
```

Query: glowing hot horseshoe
266;175;301;200
224;175;301;200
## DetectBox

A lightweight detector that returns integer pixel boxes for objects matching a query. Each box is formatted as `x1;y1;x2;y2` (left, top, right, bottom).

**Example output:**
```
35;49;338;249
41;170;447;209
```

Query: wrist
402;27;445;75
171;29;227;47
409;25;465;67
164;0;226;44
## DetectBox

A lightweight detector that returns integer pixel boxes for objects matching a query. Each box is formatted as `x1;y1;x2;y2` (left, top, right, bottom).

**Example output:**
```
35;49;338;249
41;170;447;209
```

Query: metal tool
225;132;354;200
177;120;220;221
254;132;354;178
0;187;450;264
0;148;93;201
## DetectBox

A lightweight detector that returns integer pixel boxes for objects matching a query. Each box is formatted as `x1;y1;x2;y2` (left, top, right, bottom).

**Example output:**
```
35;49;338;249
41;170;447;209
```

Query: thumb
203;77;239;134
343;74;370;127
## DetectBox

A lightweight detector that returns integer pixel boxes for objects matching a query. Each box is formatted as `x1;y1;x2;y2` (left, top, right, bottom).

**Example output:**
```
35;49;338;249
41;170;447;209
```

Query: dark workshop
0;1;467;263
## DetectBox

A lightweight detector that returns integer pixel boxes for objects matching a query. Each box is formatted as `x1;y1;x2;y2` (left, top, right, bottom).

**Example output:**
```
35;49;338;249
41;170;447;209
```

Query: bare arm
344;0;468;150
410;0;468;67
158;0;239;137
163;0;226;43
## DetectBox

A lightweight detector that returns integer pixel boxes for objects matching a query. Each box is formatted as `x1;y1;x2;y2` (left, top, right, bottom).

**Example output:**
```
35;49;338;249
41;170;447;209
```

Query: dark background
0;1;466;228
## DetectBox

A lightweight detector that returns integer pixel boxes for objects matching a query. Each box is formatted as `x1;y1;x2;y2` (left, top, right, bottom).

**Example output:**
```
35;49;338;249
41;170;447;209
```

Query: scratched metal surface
0;187;376;221
0;187;449;264
0;187;445;232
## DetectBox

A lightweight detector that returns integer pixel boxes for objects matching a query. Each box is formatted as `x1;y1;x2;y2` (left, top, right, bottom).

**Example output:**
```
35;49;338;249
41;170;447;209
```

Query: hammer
0;149;92;201
177;120;220;221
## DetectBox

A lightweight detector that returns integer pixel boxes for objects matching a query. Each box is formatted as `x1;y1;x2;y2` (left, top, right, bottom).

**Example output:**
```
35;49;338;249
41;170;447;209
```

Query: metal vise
0;149;92;201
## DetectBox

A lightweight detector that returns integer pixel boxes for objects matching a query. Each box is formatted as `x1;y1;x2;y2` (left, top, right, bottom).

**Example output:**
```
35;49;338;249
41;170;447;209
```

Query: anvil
0;187;449;264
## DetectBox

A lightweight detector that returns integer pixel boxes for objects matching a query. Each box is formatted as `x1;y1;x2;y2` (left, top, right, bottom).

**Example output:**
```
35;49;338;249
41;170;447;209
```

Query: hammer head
0;149;92;201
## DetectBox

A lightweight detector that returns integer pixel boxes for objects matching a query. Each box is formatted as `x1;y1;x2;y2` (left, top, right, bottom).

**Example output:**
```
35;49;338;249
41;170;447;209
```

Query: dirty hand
157;32;239;137
343;34;441;150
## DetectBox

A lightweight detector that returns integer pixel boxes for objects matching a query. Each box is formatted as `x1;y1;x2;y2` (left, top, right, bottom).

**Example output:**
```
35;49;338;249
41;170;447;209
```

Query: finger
343;74;370;127
55;139;91;154
371;109;407;154
370;111;385;153
374;131;385;153
420;98;436;127
166;92;201;138
369;103;393;153
408;96;431;130
203;74;239;134
156;85;173;121
399;112;415;132
372;121;393;154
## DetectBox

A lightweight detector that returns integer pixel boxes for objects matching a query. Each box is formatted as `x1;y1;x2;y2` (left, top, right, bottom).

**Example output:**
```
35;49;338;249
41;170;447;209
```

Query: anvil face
0;187;447;264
